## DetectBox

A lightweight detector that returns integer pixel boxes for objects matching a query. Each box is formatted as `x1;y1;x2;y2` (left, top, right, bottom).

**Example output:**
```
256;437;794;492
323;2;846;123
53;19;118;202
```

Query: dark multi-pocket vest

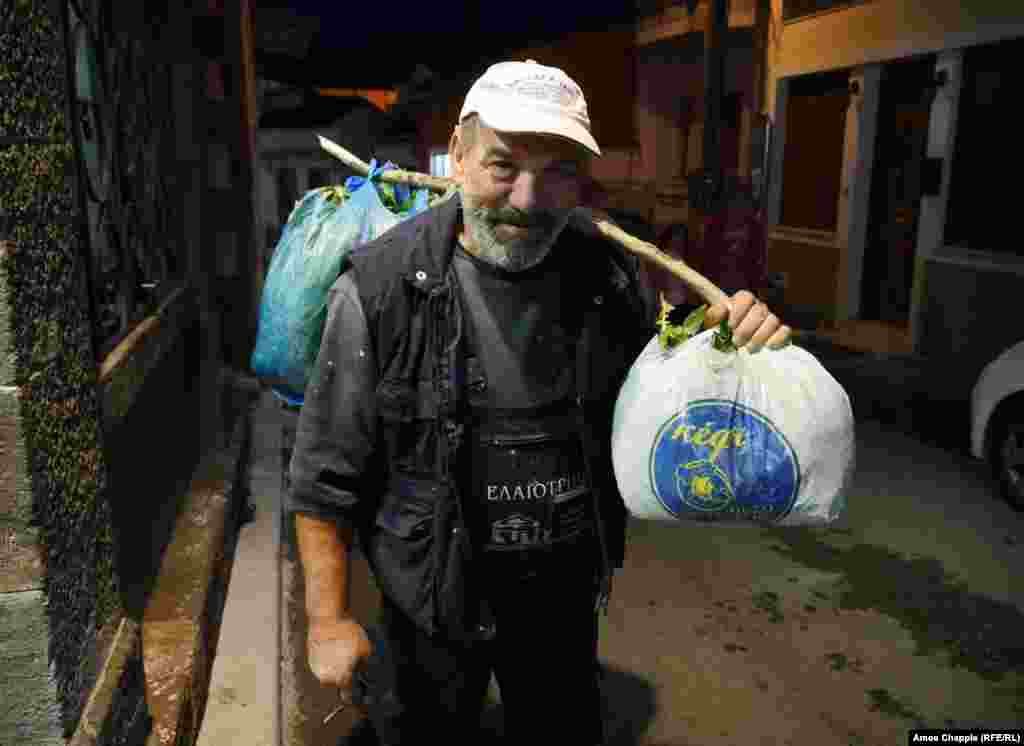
347;195;650;642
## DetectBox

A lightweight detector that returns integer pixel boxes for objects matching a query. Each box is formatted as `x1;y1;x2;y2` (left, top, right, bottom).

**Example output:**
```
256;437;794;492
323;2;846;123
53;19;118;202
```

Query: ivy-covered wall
2;1;256;742
0;0;119;738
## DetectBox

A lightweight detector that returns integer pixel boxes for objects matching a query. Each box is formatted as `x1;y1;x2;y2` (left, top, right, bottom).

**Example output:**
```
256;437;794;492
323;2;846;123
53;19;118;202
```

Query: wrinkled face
450;118;589;272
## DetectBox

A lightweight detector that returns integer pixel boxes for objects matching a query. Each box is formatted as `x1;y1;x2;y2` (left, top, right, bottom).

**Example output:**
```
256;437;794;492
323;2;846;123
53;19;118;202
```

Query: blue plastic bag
251;160;432;406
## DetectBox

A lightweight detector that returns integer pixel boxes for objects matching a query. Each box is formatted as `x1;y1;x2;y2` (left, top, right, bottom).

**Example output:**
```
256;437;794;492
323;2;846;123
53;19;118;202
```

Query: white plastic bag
611;329;855;526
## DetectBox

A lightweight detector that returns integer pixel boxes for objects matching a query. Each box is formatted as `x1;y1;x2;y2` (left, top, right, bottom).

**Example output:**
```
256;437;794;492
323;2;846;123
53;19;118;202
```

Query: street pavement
599;415;1022;745
198;336;1023;746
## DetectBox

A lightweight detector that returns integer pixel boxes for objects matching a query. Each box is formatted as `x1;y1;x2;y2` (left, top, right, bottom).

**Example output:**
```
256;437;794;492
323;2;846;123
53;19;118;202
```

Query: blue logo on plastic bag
648;400;800;522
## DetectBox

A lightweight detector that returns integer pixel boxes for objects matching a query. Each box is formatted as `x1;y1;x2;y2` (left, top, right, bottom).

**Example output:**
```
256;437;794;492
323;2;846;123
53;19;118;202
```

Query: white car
971;341;1024;510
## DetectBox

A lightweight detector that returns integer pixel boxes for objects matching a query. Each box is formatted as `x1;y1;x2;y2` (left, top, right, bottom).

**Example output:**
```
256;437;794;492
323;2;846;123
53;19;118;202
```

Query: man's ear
449;127;466;181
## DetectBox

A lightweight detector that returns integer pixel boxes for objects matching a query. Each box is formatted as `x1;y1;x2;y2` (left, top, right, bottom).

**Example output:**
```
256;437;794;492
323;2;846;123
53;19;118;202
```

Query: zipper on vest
574;393;614;617
484;431;554;448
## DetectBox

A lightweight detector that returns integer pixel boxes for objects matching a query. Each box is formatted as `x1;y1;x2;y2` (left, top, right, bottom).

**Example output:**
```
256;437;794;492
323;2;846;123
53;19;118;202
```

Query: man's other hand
308;617;373;709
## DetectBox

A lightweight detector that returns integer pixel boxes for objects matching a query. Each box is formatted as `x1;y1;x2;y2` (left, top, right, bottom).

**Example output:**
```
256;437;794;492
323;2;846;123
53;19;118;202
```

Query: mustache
467;205;562;230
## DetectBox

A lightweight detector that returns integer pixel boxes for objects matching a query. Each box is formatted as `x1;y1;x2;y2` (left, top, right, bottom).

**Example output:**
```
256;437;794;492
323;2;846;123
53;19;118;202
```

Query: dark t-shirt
452;242;576;410
453;240;595;553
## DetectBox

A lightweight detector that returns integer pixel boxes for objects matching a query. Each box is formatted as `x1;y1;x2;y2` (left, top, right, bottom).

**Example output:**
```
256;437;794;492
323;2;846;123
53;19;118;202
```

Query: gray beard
462;204;571;272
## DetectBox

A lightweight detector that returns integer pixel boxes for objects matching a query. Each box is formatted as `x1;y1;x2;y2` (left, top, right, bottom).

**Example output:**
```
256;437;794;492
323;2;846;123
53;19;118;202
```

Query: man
288;60;791;745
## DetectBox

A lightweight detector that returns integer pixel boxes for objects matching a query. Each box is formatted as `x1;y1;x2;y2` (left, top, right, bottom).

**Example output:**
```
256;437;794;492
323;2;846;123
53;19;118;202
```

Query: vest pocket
374;476;441;538
368;469;479;642
366;475;444;630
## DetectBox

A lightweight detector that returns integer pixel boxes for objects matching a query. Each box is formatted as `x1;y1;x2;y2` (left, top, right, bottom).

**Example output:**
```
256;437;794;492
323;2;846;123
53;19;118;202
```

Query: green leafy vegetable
655;297;738;353
656;298;708;351
376;181;417;214
320;185;349;206
713;319;737;353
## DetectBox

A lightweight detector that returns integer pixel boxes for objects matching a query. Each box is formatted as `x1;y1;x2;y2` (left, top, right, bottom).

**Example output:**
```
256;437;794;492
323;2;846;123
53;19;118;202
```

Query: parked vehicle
971;341;1024;510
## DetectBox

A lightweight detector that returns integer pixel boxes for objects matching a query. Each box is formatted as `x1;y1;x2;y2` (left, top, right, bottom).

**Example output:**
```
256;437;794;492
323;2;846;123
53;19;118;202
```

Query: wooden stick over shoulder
317;135;454;194
316;134;729;308
585;216;729;308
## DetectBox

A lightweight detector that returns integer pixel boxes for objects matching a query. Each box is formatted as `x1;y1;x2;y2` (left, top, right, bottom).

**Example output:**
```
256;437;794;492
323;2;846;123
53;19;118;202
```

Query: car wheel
993;408;1024;511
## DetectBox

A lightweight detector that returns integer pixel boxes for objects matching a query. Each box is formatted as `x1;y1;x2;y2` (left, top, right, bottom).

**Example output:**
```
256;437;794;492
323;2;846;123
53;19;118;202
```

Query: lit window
429;149;451;178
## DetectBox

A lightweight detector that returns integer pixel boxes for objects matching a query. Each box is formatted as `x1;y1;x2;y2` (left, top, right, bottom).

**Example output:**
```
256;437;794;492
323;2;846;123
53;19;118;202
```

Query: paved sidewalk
198;389;283;746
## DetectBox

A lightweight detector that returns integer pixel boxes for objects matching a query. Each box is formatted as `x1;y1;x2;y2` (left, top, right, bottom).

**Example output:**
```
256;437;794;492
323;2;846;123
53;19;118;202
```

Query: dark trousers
366;545;605;745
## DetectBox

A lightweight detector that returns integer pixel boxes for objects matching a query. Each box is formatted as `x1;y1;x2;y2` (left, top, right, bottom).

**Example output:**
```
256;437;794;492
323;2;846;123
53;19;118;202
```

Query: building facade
762;0;1024;368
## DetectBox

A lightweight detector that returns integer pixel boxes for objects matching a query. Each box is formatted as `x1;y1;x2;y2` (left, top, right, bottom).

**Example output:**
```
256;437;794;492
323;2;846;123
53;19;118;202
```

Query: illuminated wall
765;0;1024;116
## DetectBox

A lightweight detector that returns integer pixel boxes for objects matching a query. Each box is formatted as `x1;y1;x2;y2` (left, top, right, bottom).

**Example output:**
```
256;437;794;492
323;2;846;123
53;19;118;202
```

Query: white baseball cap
459;60;602;157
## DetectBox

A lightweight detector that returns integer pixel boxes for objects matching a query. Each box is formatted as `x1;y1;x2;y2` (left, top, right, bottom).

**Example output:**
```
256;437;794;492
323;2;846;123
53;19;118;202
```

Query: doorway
860;54;937;325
